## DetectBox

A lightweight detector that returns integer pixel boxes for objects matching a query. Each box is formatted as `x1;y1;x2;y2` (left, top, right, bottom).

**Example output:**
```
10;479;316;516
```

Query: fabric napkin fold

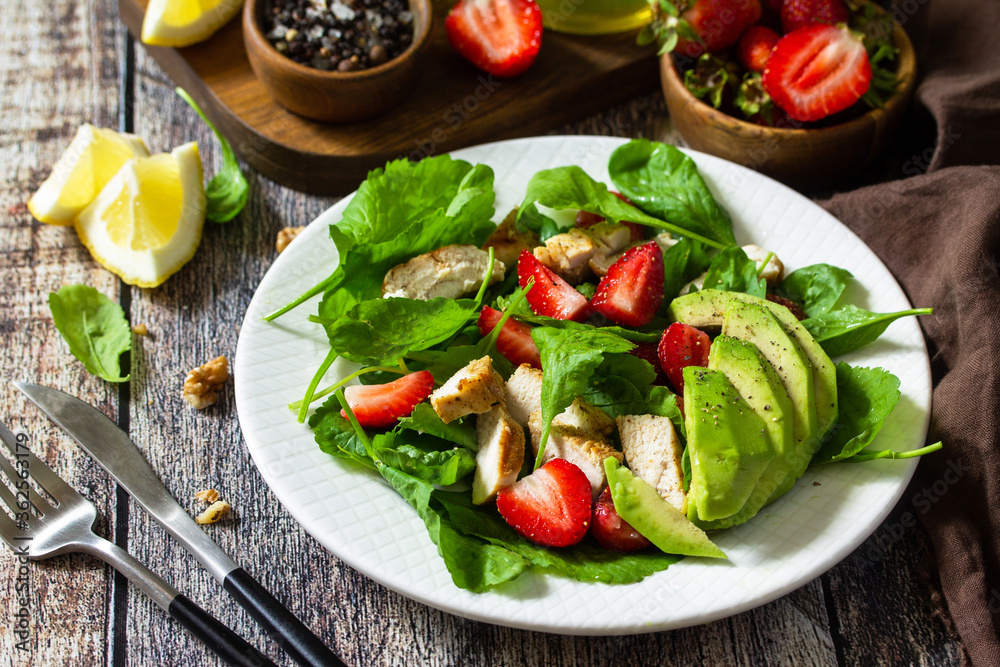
814;1;1000;662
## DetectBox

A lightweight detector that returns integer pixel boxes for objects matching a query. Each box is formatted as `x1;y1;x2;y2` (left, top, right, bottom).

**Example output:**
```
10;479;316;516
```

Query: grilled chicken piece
430;356;505;424
617;414;687;513
741;244;784;285
382;245;505;300
527;411;623;498
482;208;540;270
586;222;633;277
472;404;525;505
503;365;615;439
533;228;597;284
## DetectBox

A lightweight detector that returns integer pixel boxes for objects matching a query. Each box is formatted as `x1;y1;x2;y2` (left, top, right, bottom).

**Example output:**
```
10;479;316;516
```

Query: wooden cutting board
119;0;659;195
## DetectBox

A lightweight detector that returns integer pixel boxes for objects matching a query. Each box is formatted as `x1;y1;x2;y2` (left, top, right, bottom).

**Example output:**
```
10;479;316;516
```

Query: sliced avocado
604;458;725;559
722;301;817;443
701;336;794;529
669;290;838;441
683;366;774;523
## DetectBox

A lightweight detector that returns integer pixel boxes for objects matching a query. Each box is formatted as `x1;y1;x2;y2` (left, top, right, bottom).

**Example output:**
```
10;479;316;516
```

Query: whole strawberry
737;24;780;72
677;0;763;58
781;0;849;33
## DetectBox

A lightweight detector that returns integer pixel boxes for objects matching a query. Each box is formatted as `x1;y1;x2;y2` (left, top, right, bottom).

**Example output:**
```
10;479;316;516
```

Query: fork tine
0;447;52;515
0;420;79;504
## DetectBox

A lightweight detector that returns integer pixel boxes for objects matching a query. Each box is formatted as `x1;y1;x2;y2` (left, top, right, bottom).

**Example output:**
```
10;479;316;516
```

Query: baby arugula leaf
811;364;900;465
517;164;728;249
802;305;934;357
608;139;737;248
701;246;766;298
49;285;131;383
531;328;635;469
777;264;854;317
176;88;248;223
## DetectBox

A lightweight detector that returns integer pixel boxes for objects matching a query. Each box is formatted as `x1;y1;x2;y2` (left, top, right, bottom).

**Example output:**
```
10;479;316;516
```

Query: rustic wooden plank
0;0;126;665
826;504;964;666
117;0;660;195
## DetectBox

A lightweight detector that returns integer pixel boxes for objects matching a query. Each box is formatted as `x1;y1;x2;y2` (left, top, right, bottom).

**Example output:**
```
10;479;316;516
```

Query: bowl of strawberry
643;0;916;188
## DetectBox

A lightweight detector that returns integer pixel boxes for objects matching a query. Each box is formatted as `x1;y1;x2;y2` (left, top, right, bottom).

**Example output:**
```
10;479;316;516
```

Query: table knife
16;382;347;667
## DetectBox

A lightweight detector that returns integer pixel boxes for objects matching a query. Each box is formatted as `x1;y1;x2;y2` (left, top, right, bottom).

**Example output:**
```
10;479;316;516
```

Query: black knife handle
168;594;277;667
223;568;347;667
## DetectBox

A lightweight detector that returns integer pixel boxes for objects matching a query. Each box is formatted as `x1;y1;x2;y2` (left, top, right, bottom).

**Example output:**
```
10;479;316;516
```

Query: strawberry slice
477;306;542;369
341;370;434;429
444;0;543;78
762;24;872;122
591;241;664;328
517;250;592;321
591;487;652;553
496;458;592;547
766;293;808;320
737;25;780;73
657;323;711;395
575;192;646;242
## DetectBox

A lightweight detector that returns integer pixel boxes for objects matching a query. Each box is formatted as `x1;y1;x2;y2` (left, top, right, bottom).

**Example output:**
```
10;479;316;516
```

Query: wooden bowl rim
660;21;917;138
243;0;433;82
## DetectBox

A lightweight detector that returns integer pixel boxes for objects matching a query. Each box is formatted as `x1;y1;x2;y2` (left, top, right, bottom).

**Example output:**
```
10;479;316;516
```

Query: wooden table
0;1;963;664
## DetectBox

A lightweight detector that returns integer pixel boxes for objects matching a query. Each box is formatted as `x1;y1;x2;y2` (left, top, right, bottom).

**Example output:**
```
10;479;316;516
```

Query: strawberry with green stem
638;0;762;59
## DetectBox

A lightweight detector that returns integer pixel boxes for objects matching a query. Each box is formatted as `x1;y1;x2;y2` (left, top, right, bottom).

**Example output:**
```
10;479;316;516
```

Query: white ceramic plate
234;136;931;635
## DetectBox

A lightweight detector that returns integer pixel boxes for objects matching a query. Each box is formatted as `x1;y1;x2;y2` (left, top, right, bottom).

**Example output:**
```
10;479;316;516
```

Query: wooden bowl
660;23;916;189
243;0;433;123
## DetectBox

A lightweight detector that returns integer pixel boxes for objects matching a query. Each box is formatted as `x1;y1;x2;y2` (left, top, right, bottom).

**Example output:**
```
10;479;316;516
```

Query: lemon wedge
75;142;206;288
28;124;149;226
141;0;244;47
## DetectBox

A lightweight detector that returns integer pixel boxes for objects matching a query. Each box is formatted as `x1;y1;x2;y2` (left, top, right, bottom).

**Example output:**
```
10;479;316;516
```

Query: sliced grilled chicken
527;411;623;498
617;414;687;513
472;404;526;505
430;356;505;424
482;208;540;270
382;245;505;300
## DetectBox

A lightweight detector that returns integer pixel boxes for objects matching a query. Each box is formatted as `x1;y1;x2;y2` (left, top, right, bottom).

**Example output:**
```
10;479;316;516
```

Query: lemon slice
141;0;244;47
28;124;149;226
75;142;206;288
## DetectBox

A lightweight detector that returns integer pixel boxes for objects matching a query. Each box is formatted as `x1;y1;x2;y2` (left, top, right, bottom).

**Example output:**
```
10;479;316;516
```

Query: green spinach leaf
778;264;853;317
372;431;476;486
802;305;934;357
661;237;712;305
309;398;376;469
48;285;131;383
701;246;766;298
318;297;478;365
531;328;635;468
811;364;900;464
608;139;737;248
517;164;727;249
176;88;248;223
397;403;477;451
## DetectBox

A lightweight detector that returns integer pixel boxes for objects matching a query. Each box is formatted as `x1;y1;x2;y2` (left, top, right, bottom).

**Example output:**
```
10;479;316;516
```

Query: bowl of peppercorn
244;0;433;123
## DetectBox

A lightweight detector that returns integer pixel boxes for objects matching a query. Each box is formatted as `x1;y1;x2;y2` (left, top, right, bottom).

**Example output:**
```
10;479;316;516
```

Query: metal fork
0;419;276;667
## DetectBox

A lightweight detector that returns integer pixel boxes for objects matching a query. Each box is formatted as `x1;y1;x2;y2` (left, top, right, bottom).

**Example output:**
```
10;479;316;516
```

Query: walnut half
276;226;305;254
183;356;229;410
195;500;231;525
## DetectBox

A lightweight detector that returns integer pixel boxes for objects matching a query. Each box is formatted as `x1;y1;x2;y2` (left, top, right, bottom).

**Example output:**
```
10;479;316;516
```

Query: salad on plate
264;138;938;593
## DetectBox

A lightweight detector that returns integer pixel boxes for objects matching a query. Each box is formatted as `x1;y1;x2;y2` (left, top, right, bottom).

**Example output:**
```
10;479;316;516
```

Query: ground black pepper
263;0;414;71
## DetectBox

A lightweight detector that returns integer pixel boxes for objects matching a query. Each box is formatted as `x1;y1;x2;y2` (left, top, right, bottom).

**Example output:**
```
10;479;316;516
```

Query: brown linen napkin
815;2;1000;661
